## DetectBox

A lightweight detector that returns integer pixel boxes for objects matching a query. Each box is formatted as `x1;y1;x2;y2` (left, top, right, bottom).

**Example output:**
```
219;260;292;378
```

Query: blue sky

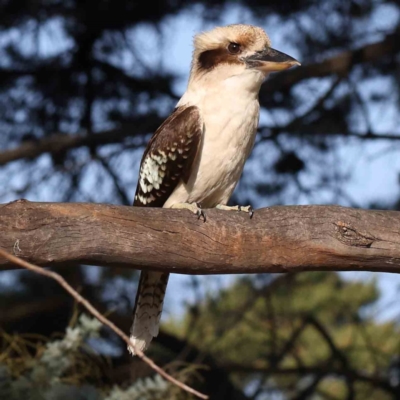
1;3;400;325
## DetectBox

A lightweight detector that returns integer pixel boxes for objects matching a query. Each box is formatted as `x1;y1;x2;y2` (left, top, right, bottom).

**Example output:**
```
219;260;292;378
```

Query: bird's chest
203;98;259;171
189;96;260;205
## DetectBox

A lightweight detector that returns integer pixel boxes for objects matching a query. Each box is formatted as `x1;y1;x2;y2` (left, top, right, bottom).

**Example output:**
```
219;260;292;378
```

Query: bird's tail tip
128;334;149;356
128;271;169;356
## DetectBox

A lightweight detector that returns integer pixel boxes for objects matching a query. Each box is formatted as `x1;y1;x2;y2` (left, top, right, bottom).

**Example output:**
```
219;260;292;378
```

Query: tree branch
262;130;400;141
0;200;399;273
1;32;399;169
260;30;400;99
0;117;161;167
221;363;395;394
0;247;208;400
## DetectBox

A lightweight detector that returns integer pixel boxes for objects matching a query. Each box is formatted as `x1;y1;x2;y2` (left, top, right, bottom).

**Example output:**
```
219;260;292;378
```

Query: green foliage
0;314;182;400
105;375;168;400
166;272;400;399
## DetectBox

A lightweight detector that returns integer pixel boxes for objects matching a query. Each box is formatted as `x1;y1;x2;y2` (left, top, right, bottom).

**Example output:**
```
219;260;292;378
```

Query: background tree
1;0;400;398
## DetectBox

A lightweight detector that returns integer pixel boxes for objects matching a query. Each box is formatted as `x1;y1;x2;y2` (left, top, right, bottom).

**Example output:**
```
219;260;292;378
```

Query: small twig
0;248;208;400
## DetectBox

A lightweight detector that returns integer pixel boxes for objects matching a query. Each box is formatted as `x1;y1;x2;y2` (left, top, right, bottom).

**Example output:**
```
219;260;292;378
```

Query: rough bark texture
0;200;400;273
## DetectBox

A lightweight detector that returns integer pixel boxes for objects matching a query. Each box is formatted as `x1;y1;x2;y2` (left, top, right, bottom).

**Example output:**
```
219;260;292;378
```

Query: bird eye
228;42;241;54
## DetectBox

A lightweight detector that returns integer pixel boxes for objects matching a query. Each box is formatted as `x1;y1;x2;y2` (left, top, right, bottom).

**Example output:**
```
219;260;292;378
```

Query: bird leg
170;202;206;222
216;204;254;219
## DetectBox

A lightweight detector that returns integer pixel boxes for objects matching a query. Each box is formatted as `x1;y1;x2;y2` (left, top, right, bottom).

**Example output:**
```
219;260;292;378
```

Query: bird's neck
178;69;265;110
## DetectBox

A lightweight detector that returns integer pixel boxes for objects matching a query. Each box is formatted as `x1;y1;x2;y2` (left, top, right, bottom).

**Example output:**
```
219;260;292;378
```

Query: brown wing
133;105;202;207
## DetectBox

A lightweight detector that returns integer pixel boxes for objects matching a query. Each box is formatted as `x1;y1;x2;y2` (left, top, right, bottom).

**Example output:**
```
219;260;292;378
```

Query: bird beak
245;47;300;72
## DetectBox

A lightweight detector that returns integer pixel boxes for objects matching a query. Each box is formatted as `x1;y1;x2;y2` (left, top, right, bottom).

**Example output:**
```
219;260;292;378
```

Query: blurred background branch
0;247;208;400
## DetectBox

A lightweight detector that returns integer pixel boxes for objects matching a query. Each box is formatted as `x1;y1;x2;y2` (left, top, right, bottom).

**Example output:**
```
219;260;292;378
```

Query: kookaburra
129;24;299;355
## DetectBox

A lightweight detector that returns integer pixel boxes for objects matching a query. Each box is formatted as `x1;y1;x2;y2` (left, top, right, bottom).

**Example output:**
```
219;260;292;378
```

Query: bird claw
195;202;206;222
238;205;254;219
216;204;254;219
170;202;206;222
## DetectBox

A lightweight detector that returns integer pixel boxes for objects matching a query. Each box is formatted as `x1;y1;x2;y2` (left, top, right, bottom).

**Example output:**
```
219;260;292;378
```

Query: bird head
190;24;300;86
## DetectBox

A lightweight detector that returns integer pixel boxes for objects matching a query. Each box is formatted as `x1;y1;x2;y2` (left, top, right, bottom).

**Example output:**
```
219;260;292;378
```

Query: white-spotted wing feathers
130;105;202;355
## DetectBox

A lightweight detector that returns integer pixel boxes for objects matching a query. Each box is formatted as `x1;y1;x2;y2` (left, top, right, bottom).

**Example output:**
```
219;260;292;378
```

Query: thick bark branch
1;200;399;273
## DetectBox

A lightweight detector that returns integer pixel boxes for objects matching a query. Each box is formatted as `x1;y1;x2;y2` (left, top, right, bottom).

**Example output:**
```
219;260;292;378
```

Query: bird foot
170;202;206;222
216;204;254;219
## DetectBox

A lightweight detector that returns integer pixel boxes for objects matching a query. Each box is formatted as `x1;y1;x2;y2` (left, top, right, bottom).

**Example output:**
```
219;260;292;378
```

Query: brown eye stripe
198;47;244;71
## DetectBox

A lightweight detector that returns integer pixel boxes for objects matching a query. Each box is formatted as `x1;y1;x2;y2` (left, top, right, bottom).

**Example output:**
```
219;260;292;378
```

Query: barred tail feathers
128;271;169;355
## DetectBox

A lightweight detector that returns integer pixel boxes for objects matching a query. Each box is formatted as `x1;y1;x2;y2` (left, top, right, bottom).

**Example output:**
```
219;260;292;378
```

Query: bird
128;24;300;355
